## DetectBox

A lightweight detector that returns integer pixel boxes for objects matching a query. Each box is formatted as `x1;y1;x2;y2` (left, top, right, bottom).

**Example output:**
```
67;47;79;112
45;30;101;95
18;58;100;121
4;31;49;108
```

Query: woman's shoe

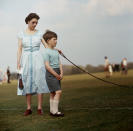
37;109;43;115
24;109;32;116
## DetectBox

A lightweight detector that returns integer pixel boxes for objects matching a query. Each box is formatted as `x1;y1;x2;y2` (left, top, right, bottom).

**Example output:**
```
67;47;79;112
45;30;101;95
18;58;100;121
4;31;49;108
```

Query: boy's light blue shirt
42;48;60;69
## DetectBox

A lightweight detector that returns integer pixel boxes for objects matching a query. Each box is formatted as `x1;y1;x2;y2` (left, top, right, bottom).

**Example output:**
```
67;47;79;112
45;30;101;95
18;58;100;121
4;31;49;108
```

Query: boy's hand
60;73;63;80
55;48;62;54
55;74;61;80
58;50;62;54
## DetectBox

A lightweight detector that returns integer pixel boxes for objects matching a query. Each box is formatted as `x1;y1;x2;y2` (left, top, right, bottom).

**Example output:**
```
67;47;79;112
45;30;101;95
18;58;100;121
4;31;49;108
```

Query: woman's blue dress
17;30;50;95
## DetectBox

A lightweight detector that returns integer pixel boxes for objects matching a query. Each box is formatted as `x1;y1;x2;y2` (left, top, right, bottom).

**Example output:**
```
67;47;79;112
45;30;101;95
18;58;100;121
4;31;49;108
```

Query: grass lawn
0;70;133;131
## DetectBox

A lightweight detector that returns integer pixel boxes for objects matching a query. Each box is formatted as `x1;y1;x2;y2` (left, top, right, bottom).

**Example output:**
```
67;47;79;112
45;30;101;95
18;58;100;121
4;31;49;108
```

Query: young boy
42;30;64;117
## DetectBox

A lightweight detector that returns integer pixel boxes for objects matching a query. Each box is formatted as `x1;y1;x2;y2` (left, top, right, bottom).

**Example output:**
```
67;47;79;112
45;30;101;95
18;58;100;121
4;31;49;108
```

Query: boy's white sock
53;99;59;114
50;99;54;113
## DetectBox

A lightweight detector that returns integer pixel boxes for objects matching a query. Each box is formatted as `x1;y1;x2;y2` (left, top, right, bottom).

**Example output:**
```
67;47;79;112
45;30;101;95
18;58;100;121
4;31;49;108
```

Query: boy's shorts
46;68;61;93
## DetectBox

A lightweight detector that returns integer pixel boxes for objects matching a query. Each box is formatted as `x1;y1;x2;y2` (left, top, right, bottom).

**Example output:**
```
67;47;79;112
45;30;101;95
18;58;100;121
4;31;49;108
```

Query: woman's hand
17;63;21;70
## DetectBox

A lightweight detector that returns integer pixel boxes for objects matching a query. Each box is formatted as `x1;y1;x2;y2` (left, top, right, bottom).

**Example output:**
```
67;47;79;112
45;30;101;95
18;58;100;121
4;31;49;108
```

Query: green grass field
0;70;133;131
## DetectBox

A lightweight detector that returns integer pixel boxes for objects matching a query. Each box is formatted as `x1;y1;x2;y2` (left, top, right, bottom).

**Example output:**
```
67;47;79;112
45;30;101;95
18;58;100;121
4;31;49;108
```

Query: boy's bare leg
50;92;55;100
54;90;62;100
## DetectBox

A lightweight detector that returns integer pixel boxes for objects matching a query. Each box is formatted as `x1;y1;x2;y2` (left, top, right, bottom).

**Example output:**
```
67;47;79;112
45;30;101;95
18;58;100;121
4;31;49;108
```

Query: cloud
32;0;88;31
34;0;133;17
33;0;68;17
86;0;133;16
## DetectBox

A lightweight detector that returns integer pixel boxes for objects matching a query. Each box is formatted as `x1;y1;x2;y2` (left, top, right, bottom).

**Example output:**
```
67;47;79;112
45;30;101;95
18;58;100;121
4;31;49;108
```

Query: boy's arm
59;60;63;79
45;61;61;80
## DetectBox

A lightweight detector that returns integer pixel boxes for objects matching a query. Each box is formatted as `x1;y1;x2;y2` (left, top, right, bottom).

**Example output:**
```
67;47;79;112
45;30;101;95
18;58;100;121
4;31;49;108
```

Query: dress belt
24;48;39;52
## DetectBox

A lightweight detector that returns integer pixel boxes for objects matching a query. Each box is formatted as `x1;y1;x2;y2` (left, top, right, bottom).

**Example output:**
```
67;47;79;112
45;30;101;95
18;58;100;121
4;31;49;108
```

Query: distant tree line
62;64;104;75
10;62;133;79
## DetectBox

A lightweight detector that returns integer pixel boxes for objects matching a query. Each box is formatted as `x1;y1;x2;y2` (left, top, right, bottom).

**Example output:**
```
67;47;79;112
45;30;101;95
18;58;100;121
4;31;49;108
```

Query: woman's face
28;18;38;30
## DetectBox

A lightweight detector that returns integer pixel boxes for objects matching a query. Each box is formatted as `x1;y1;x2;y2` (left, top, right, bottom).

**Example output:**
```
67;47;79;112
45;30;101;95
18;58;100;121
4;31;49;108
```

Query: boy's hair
43;30;57;43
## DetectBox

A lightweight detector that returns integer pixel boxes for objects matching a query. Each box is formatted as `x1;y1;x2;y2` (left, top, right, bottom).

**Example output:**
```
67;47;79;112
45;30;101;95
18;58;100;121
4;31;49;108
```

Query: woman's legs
26;94;32;109
37;93;43;110
24;94;32;116
26;94;44;110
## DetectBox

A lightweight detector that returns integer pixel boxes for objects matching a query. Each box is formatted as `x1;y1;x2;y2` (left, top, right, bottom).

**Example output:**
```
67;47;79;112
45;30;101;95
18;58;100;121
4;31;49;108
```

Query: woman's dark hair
43;30;57;43
25;13;40;24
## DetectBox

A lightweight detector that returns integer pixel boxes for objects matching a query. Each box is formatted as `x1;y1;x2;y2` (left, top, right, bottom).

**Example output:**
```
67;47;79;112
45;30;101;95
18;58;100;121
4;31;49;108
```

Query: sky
0;0;133;72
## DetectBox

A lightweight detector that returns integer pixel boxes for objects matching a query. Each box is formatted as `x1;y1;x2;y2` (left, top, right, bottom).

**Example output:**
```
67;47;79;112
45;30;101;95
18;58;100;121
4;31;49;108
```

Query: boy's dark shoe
50;112;64;117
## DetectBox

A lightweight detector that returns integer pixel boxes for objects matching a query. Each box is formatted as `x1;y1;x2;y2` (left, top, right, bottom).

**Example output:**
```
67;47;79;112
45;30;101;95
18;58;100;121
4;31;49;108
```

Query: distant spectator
7;66;11;83
104;56;110;78
121;58;128;75
112;64;120;72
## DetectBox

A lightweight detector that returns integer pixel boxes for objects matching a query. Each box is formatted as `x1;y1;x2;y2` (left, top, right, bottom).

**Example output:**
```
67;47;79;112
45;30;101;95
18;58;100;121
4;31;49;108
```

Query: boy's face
48;37;57;47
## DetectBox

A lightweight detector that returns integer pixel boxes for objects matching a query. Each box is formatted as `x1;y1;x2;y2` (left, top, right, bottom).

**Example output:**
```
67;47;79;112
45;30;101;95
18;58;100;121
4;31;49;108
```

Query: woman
17;13;51;116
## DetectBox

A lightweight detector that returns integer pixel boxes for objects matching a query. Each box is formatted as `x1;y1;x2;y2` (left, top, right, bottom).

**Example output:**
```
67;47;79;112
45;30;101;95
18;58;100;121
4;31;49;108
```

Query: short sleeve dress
17;30;50;95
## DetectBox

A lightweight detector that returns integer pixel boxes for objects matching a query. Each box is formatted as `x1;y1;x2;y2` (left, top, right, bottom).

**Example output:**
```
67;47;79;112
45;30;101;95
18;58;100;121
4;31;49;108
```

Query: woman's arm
17;39;22;70
41;38;48;48
45;61;61;80
41;36;62;53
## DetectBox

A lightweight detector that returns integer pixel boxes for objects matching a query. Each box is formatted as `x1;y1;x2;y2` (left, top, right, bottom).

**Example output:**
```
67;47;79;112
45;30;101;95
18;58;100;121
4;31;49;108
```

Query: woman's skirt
17;50;50;96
